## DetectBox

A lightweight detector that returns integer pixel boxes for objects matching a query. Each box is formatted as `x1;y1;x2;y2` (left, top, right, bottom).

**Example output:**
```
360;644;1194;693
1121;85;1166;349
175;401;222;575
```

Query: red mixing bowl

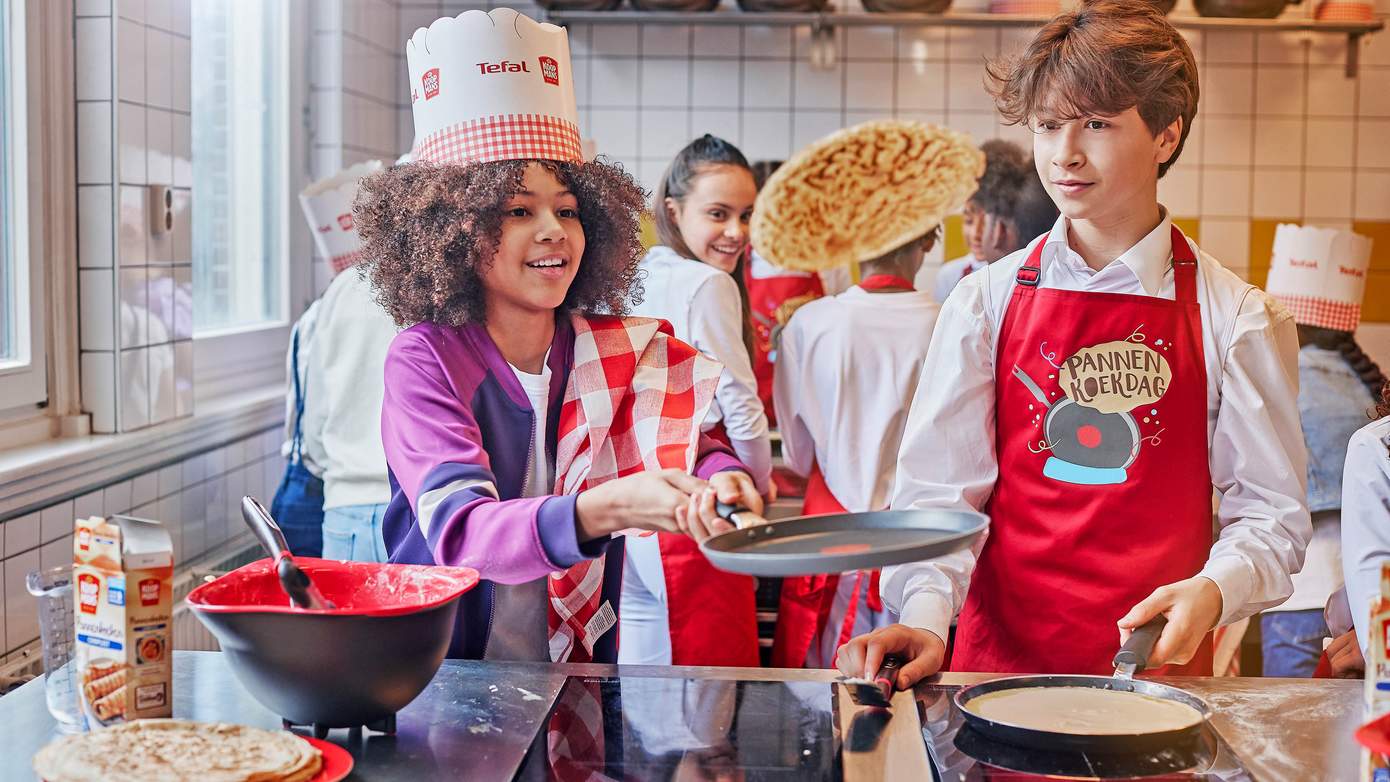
187;558;479;730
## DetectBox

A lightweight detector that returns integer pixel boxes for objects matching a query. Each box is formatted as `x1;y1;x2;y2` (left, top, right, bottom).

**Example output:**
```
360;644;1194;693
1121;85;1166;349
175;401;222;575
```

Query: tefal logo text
422;68;440;100
477;60;531;75
539;56;559;86
78;574;101;614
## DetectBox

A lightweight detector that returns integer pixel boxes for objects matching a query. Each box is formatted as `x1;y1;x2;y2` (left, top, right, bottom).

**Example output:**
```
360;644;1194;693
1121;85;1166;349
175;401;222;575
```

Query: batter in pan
964;687;1203;735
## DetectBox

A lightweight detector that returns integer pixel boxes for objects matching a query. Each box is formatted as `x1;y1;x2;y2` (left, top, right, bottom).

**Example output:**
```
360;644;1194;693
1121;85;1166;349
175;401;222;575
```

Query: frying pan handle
715;500;750;530
1114;615;1168;671
1011;365;1054;408
242;495;292;560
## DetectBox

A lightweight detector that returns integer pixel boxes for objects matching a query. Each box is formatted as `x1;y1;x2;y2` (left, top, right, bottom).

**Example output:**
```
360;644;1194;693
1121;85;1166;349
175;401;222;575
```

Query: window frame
192;0;312;403
0;0;48;410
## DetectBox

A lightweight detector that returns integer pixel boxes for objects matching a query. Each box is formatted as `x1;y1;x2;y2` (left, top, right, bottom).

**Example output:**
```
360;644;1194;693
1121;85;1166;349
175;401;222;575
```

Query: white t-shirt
483;358;553;662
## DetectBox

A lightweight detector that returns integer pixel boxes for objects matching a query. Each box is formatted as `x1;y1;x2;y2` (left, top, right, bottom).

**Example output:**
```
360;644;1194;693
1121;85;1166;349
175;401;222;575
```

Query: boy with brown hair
837;0;1311;687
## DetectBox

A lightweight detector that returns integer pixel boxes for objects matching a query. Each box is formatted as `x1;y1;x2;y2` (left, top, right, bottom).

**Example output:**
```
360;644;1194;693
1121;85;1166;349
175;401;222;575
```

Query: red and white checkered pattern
415;113;582;166
329;249;365;275
1271;293;1362;332
545;315;721;664
546;679;616;782
1316;1;1374;20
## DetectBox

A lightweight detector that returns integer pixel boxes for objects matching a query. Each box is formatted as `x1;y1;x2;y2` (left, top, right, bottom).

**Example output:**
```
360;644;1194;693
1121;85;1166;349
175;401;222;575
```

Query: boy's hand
1326;630;1365;679
1117;577;1224;668
835;624;946;690
679;471;763;543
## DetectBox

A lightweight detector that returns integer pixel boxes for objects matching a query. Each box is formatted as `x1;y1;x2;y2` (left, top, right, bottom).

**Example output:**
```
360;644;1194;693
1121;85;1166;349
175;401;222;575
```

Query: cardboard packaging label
73;515;173;726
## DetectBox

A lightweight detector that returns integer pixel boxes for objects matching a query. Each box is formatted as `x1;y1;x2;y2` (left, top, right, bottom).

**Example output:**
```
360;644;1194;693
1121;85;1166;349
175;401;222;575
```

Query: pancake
963;686;1204;735
32;719;323;782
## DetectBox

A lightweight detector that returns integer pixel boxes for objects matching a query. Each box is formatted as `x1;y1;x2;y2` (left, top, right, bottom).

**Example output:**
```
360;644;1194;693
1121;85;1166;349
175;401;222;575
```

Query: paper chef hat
1266;223;1373;332
406;9;582;166
299;160;384;275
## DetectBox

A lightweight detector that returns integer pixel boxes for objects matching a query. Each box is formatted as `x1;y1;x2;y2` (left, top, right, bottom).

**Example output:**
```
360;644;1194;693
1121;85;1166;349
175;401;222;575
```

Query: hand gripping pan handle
715;500;764;530
1113;615;1167;677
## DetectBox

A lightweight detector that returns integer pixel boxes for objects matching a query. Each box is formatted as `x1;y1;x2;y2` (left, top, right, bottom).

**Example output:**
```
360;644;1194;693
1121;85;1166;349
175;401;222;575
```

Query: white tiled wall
395;0;1390;284
77;0;194;433
309;0;408;294
0;429;285;664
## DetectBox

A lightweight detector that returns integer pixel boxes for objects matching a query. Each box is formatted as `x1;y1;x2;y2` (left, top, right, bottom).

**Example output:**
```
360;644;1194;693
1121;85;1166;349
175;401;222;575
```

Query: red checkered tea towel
545;315;722;663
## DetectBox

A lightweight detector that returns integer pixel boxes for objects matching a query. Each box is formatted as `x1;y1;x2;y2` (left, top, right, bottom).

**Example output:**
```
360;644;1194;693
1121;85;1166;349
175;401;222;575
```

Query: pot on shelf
736;0;830;11
862;0;950;13
1194;0;1292;17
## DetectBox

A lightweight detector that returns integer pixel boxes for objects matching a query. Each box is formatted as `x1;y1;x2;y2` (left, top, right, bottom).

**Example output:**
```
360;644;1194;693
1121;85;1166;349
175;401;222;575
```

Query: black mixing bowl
186;558;479;730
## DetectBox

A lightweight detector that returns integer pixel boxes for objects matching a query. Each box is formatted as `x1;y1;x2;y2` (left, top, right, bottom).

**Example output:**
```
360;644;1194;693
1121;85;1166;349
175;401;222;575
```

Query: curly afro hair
353;158;647;328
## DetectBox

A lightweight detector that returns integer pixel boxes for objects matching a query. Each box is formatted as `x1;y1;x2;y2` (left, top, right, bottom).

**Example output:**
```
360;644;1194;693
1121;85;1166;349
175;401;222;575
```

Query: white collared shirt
885;211;1312;646
774;286;941;513
930;253;981;303
1342;415;1390;655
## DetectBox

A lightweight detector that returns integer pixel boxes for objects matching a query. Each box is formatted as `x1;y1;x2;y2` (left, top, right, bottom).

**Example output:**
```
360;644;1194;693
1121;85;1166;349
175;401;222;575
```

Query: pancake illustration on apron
1011;325;1174;486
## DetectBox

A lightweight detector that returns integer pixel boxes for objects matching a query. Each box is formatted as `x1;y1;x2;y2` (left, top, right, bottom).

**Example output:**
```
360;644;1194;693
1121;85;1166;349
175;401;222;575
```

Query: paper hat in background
1266;223;1372;332
406;9;582;166
299;159;384;275
752;121;985;272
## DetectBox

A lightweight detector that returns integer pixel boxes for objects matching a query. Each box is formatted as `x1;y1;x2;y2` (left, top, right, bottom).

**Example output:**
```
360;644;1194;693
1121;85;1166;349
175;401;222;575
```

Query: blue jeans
322;504;389;563
1261;610;1329;678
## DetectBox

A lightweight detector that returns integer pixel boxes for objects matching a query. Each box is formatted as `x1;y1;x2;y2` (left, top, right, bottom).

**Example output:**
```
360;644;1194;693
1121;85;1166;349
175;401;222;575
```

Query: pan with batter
963;685;1204;735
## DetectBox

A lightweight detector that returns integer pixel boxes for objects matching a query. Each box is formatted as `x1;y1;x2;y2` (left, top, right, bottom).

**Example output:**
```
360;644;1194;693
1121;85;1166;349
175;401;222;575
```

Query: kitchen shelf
545;10;1384;75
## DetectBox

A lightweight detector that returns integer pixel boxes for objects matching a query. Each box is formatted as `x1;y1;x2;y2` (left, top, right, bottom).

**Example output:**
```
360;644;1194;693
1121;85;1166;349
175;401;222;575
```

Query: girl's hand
677;471;764;543
575;469;707;541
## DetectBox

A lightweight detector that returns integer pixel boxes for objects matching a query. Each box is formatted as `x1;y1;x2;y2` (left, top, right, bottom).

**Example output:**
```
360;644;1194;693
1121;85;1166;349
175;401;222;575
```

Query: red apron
657;533;760;666
655;426;759;667
770;274;911;668
744;260;824;428
951;227;1214;676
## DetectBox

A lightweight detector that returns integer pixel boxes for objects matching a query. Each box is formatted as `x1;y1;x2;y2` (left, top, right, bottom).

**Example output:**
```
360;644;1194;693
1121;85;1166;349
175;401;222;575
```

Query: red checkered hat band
416;113;583;165
1272;293;1361;331
329;248;365;275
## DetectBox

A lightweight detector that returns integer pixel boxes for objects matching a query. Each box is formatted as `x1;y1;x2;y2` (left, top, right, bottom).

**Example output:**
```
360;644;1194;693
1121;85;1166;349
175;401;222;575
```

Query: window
0;0;46;408
190;0;288;333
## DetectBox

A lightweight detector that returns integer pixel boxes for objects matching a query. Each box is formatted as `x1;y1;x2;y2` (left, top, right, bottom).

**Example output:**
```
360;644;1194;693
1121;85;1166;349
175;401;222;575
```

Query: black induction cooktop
516;676;1256;781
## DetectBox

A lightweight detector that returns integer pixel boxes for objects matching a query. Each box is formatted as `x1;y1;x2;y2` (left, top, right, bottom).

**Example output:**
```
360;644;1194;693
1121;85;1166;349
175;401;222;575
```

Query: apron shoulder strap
1170;226;1198;304
1014;231;1049;287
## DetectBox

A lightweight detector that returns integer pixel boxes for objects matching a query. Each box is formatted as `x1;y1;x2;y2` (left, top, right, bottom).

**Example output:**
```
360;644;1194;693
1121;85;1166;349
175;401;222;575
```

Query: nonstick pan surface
953;674;1212;753
700;508;987;576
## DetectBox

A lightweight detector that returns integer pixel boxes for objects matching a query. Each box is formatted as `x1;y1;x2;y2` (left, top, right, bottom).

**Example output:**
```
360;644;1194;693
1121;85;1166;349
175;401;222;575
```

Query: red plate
303;736;355;782
1355;712;1390;755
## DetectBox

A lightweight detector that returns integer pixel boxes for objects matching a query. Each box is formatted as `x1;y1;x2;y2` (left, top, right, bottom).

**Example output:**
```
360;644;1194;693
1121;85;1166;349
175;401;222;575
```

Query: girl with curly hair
619;135;773;668
361;9;761;663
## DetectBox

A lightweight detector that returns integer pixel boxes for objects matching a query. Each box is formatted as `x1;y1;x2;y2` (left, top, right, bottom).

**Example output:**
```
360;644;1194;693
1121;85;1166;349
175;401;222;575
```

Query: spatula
240;496;335;610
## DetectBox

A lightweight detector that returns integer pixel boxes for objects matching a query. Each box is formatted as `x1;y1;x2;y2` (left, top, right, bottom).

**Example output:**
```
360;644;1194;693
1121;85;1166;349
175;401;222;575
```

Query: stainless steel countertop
0;652;1367;780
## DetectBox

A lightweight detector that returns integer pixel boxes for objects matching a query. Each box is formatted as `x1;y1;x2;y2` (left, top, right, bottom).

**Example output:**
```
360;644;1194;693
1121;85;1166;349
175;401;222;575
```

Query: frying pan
953;617;1213;753
1013;365;1140;485
699;502;987;577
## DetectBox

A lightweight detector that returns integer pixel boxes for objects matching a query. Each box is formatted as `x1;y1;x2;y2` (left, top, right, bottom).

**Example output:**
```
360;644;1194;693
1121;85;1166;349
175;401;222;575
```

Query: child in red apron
837;1;1311;687
751;121;985;670
621;136;773;667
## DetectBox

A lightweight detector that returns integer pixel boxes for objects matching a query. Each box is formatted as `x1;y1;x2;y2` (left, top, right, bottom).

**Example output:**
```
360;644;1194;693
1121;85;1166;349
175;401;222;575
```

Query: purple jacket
381;317;742;660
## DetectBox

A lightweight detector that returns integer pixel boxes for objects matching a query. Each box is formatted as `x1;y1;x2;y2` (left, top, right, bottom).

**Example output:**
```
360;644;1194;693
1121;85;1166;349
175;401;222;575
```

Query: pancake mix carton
1364;562;1390;781
73;515;174;726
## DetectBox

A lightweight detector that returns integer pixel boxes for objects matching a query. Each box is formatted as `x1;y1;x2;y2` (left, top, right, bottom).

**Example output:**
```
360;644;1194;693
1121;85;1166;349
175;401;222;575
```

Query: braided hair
1298;325;1389;411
